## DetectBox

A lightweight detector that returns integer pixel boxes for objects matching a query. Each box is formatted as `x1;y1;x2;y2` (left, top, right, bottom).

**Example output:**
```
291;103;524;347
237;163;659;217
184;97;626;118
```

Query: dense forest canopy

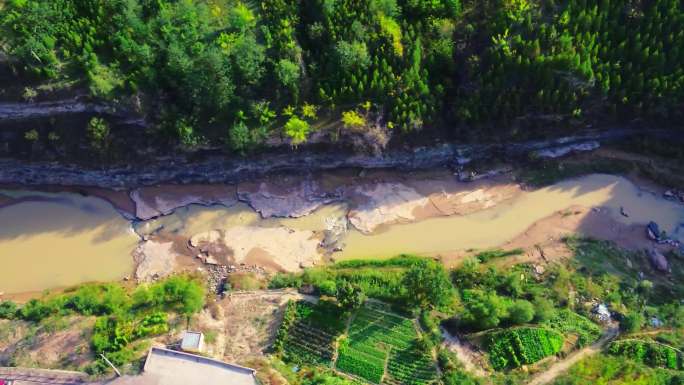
1;0;683;151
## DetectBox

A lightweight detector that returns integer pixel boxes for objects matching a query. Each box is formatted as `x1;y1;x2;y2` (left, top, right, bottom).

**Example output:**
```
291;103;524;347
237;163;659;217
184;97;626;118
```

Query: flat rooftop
106;347;258;385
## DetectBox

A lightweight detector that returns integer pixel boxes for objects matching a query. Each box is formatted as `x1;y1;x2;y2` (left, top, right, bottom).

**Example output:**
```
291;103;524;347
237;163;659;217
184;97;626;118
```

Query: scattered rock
649;249;669;272
620;206;629;217
591;303;611;323
321;216;348;254
204;255;219;265
647;221;660;241
664;189;684;203
534;141;600;159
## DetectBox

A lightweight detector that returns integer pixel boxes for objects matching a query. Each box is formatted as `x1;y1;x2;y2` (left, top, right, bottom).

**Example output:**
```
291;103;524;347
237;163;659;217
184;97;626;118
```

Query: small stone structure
180;331;204;353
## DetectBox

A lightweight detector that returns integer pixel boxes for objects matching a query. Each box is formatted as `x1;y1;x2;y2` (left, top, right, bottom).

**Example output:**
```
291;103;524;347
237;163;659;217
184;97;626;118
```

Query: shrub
87;117;110;151
341;110;366;129
621;312;645;333
507;300;535;325
284;116;310;146
533;297;556;322
318;280;337;296
0;301;18;319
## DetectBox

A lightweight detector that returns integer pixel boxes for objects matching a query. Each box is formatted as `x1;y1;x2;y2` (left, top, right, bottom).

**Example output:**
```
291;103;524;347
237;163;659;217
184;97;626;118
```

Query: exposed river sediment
0;172;682;295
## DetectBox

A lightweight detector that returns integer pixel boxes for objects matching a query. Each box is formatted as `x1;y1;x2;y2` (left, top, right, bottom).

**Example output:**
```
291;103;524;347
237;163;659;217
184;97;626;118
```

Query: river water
1;174;682;294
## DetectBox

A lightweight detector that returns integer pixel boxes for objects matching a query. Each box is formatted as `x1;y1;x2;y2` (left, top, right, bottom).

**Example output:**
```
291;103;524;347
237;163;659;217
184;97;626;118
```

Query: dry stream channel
1;173;683;294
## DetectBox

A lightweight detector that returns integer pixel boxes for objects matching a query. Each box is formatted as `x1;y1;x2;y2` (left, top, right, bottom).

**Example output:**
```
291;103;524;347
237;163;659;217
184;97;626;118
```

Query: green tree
229;120;252;154
276;59;300;90
336;280;366;310
533;297;556;322
460;290;508;330
507;300;535;325
335;41;370;72
402;259;455;309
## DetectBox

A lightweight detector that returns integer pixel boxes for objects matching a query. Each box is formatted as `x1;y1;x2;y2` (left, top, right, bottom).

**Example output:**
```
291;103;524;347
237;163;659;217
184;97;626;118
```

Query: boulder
620;206;629;218
649;249;669;272
647;221;660;241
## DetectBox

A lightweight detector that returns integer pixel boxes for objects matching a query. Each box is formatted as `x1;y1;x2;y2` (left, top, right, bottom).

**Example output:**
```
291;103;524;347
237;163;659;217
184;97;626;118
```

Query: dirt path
526;326;619;385
0;367;87;384
441;327;486;377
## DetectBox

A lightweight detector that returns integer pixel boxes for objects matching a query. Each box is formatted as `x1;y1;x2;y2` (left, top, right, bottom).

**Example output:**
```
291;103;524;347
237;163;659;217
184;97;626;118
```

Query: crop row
607;340;683;370
385;341;437;385
487;327;564;370
336;343;386;384
277;301;346;366
339;307;436;385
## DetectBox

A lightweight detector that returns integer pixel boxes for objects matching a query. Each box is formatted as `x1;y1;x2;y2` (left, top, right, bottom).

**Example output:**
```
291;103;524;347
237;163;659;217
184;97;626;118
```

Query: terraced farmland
338;307;437;385
276;302;437;385
278;301;348;366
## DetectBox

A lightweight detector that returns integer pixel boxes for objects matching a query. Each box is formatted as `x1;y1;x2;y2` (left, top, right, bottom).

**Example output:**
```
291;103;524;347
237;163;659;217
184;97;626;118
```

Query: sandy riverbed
1;170;682;295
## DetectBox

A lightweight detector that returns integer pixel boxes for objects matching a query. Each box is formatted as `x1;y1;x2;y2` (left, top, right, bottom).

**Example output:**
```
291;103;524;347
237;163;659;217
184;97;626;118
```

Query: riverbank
1;155;683;298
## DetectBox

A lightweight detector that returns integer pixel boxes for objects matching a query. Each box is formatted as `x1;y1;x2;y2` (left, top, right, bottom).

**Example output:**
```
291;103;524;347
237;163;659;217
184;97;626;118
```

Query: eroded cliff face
0;125;649;189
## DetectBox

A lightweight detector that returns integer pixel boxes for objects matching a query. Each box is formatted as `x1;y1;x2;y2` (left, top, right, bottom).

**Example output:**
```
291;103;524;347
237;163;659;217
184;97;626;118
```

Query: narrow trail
526;326;620;385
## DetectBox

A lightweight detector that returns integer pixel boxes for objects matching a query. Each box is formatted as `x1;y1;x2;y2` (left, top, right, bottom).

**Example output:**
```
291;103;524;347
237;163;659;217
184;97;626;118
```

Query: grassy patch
552;354;684;385
473;249;524;263
0;276;206;375
269;255;429;305
227;273;267;291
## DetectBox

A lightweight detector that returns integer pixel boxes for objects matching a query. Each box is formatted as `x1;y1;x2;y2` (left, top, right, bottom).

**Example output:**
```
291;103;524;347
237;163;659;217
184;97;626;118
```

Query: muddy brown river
1;174;683;294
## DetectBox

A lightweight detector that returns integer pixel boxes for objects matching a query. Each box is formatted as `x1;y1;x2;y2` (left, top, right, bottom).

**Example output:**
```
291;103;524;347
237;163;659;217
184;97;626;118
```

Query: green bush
0;301;18;319
507;300;535;325
621;312;645;334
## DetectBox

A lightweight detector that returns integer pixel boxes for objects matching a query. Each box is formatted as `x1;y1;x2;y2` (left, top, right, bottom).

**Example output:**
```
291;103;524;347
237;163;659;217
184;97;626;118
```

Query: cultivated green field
277;301;437;385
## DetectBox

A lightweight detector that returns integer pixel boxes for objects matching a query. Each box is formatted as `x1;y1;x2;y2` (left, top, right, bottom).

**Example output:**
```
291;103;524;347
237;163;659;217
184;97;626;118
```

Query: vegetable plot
275;301;347;366
487;327;564;370
337;307;437;385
